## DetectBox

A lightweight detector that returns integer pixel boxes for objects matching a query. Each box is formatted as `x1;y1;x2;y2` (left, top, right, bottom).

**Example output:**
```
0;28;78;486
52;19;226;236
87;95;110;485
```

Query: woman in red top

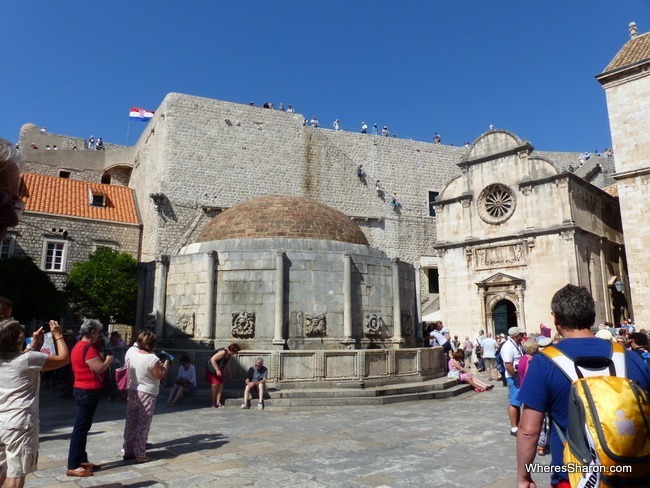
66;319;113;478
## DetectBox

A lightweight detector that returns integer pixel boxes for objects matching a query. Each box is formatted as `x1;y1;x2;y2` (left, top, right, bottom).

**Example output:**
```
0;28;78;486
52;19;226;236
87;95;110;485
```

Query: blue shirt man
241;358;268;410
516;285;650;487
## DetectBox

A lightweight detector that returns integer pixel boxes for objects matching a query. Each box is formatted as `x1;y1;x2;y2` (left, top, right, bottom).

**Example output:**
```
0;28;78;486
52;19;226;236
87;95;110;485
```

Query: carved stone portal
231;312;255;338
175;311;196;337
364;313;383;336
304;313;327;336
475;243;525;269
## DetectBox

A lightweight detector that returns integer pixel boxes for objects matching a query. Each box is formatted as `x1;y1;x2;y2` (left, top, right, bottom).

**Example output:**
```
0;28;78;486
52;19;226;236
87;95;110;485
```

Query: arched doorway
493;299;517;337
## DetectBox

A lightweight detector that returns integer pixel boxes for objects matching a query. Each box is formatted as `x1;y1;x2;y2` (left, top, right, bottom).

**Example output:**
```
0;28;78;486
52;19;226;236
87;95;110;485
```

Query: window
428;191;439;217
92;240;118;253
42;239;67;272
477;183;516;224
427;268;440;294
101;173;111;184
0;235;15;259
91;194;105;207
59;170;71;178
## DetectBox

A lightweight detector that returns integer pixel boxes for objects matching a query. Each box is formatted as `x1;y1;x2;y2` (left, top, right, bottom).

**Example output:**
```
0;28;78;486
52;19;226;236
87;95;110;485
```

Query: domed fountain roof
196;195;369;245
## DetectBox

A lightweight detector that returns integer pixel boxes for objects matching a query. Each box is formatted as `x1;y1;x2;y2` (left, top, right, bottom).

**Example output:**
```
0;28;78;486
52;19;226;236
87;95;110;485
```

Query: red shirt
71;341;104;390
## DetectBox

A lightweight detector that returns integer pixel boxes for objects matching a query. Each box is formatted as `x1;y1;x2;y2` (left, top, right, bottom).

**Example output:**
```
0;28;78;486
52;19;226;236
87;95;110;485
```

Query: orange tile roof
20;173;140;224
603;184;619;198
603;32;650;72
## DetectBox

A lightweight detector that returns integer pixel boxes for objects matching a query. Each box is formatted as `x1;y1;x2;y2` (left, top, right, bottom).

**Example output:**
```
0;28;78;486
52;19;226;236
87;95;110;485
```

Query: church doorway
493;299;517;337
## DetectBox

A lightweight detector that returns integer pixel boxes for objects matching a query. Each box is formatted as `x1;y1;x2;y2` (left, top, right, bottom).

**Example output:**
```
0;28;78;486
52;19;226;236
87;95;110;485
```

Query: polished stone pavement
27;376;552;487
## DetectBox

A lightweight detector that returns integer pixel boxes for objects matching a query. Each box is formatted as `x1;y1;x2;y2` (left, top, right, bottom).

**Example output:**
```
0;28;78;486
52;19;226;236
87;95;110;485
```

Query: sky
2;2;648;152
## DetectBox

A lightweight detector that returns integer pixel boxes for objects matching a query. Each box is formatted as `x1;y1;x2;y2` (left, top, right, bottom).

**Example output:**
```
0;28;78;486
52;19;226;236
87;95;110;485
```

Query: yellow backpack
541;342;650;488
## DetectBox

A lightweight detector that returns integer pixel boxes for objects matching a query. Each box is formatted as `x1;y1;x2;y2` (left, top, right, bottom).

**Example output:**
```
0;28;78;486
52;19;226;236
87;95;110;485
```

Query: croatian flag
129;107;155;121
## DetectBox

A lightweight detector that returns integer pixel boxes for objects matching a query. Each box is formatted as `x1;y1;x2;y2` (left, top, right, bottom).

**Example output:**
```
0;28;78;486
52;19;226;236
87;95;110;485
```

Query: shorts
0;424;39;478
459;372;470;382
506;377;521;407
205;368;224;385
483;358;496;369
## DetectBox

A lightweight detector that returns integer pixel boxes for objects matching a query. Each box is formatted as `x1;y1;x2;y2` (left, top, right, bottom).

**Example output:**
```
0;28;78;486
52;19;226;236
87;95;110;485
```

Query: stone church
6;23;645;345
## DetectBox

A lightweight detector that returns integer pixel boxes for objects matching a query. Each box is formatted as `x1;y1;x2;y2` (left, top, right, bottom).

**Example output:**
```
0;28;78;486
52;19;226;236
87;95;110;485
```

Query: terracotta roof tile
20;173;140;225
603;184;619;198
603;32;650;72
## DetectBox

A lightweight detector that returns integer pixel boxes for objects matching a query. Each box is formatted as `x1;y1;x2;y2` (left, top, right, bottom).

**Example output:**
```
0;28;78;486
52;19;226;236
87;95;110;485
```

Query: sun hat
508;326;523;337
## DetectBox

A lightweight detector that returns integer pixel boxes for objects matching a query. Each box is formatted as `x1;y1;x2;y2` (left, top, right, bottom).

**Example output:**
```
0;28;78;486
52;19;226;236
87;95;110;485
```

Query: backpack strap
540;341;627;382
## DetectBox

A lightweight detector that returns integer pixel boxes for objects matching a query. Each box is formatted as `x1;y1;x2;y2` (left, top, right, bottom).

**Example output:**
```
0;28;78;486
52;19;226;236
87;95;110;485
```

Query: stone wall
128;94;466;269
9;213;140;289
602;73;650;323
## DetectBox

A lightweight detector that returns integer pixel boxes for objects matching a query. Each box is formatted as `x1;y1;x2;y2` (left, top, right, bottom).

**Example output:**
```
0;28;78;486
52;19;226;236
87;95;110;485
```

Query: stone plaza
29;378;551;487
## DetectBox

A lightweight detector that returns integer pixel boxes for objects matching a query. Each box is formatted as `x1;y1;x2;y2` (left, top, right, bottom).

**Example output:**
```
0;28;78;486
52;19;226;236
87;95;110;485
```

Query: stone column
392;259;403;344
205;251;218;340
342;253;354;344
516;285;526;332
599;238;612;323
153;255;169;338
414;263;423;345
135;263;146;329
273;251;286;347
478;288;487;333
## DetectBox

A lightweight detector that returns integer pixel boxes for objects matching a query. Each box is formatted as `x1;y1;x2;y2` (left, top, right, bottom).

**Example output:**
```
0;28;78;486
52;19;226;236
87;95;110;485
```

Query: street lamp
614;280;624;293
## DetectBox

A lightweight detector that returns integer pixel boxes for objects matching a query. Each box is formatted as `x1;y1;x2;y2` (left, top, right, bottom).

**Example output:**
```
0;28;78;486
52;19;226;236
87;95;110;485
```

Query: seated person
241;357;268;410
448;350;494;393
167;354;196;406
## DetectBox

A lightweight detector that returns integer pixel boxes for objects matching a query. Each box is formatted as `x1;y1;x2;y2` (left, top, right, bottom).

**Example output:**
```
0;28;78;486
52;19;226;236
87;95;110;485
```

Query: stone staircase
225;376;473;409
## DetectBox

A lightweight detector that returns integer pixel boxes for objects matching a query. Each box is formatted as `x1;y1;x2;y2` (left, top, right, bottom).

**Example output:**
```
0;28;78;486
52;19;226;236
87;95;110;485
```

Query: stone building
5;172;140;288
597;22;650;325
434;130;626;337
10;95;620;342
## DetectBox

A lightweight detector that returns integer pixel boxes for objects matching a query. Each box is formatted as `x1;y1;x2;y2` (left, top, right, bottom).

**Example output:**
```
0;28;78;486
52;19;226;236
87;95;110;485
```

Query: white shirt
177;364;196;386
0;351;48;429
499;337;522;379
430;330;448;346
481;337;498;359
125;346;161;395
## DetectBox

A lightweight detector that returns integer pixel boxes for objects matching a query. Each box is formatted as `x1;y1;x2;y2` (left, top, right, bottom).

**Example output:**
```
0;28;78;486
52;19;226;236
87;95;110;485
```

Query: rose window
477;184;516;224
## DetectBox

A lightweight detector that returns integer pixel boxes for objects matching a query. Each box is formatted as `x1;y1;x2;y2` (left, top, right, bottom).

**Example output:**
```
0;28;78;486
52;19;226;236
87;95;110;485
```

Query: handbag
115;361;129;391
447;369;460;380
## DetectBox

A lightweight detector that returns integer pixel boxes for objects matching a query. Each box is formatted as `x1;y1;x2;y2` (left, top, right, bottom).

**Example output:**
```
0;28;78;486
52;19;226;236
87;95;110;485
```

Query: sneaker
258;401;264;410
240;403;250;409
216;403;225;409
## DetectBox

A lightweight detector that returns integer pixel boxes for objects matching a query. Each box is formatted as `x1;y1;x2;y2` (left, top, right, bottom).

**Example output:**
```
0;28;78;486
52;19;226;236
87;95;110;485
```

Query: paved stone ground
27;377;552;487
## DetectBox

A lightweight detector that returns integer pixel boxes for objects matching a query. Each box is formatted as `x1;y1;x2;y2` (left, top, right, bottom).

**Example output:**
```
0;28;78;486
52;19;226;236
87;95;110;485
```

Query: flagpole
126;118;131;146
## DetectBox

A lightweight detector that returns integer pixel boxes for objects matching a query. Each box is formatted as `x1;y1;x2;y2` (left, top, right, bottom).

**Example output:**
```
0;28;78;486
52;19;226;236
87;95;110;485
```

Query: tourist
381;126;389;137
0;319;70;487
357;164;365;179
109;331;125;347
309;117;319;128
286;105;295;113
96;138;104;150
167;354;196;406
333;118;340;131
374;180;383;196
371;123;379;135
448;350;494;392
67;319;114;477
206;343;241;408
517;284;650;487
240;357;268;410
475;330;485;371
87;136;95;150
122;331;170;463
462;336;474;365
277;103;285;111
360;122;368;134
482;332;498;381
501;326;524;436
516;339;538;387
433;132;442;144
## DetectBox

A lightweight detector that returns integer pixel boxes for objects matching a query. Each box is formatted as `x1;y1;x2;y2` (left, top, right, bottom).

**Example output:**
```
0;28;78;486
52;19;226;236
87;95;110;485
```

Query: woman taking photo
123;331;170;463
0;319;69;488
67;319;113;477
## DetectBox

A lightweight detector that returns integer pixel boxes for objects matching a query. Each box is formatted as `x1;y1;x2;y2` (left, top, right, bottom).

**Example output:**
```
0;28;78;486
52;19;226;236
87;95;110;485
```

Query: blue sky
2;2;648;152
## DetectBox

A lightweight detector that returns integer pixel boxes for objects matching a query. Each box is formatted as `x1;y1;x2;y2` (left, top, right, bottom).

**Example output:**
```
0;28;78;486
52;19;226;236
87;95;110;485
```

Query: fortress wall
133;94;464;267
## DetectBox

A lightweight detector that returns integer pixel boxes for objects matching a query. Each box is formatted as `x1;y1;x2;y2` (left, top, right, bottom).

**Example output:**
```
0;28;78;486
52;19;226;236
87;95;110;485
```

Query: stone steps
226;376;473;408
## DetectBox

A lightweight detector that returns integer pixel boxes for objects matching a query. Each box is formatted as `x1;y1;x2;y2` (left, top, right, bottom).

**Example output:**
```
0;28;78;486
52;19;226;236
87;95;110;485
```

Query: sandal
538;447;549;456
